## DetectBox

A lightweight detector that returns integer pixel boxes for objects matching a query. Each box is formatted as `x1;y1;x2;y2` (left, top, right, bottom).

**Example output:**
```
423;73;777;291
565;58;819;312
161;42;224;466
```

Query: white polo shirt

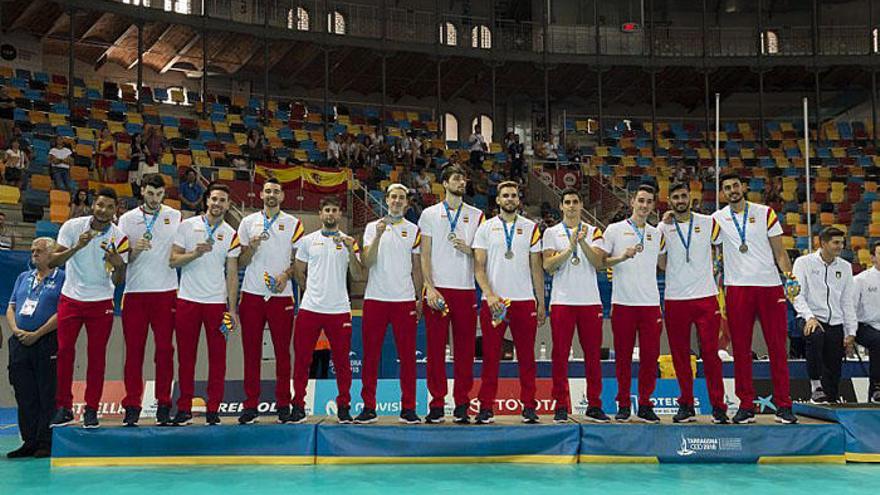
57;215;130;301
49;146;72;169
792;250;858;336
363;218;421;302
542;221;603;306
118;205;181;294
855;267;880;330
418;201;484;290
712;202;784;287
472;215;542;302
658;212;718;301
237;210;304;298
296;230;360;314
174;215;241;304
596;219;665;306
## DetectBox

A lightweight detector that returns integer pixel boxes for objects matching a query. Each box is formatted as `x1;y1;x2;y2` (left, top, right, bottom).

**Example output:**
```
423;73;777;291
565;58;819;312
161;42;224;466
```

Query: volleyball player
49;188;130;429
473;181;545;424
290;196;363;424
711;172;798;424
117;174;181;426
658;182;727;424
169;183;241;426
542;188;609;423
419;165;484;424
236;178;304;424
596;184;665;423
357;183;423;425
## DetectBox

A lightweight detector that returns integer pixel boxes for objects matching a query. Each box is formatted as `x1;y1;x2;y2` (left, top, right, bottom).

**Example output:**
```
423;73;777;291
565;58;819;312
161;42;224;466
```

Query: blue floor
1;436;879;494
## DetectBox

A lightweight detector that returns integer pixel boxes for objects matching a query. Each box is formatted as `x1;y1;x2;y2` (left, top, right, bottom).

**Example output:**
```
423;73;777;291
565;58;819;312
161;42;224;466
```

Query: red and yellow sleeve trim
352;241;361;254
291;220;304;244
592;227;604;242
659;233;666;251
116;236;130;254
711;218;721;242
767;209;779;230
530;224;541;247
478;212;486;225
412;228;422;250
228;233;241;252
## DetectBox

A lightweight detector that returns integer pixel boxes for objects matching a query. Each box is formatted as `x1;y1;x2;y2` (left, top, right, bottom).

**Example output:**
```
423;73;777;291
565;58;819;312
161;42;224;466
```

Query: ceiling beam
40;12;69;41
94;23;137;70
160;32;202;74
9;0;46;32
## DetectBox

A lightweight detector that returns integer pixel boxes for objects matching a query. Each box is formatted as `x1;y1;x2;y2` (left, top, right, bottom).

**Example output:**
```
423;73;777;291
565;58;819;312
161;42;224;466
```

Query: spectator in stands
468;124;487;169
487;162;503;206
414;168;432;195
96;128;116;184
3;237;64;458
855;241;880;403
179;168;204;214
764;176;782;204
245;129;267;163
328;134;342;166
48;136;74;192
143;125;165;165
673;164;687;184
129;133;149;185
69;189;90;219
508;134;525;181
0;212;14;250
3;139;28;189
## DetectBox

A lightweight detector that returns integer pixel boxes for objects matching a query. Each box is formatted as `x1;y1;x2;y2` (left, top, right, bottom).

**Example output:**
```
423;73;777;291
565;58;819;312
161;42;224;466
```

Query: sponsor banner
442;378;563;416
71;380;126;419
569;378;716;415
172;380;316;416
724;378;861;414
314;378;428;416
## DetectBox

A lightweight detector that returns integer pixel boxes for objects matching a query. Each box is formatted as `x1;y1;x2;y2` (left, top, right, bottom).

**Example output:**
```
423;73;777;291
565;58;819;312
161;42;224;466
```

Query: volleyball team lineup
17;162;880;433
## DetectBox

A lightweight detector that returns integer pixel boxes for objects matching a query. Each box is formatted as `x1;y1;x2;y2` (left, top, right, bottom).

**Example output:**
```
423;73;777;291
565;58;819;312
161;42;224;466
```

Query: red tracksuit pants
611;304;662;408
239;292;295;410
292;309;352;409
56;295;114;410
361;299;418;410
550;304;604;411
665;296;726;410
121;290;176;409
478;300;538;411
424;288;477;409
725;285;792;409
175;299;227;414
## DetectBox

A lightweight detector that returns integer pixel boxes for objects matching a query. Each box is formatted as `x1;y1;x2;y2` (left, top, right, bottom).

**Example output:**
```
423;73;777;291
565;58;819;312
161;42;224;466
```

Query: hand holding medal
491;298;512;327
784;272;801;301
219;311;236;340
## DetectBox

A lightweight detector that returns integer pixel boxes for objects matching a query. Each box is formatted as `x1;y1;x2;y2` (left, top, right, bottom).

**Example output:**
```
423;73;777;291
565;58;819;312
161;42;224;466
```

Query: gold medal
739;243;749;253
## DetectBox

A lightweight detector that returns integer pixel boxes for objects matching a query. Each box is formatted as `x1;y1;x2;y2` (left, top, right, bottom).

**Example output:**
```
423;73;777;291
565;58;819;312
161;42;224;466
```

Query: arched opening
288;7;309;31
444;113;459;142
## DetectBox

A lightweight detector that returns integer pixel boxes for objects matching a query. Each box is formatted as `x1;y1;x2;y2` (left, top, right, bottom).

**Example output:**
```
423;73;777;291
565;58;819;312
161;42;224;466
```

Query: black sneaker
775;407;798;424
475;409;494;424
672;404;696;424
206;412;221;426
6;444;37;459
354;408;378;424
337;405;353;424
399;409;421;425
33;448;51;458
277;406;292;424
82;407;99;429
810;388;829;404
585;406;611;423
871;389;880;404
522;407;540;424
425;407;445;424
172;410;193;426
156;405;172;426
732;408;755;424
289;405;307;424
453;404;470;424
553;408;568;424
123;407;141;427
637;405;661;424
238;408;259;425
711;407;730;425
615;404;631;422
50;408;75;428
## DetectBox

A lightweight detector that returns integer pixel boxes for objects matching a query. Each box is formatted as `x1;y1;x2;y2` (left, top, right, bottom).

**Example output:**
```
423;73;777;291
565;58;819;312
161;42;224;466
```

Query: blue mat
795;403;880;462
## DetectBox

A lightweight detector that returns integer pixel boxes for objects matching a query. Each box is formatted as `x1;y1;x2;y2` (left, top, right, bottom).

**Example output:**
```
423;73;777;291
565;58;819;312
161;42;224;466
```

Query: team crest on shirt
336;244;343;250
401;230;408;237
217;233;225;241
516;228;523;235
836;271;842;279
164;218;170;224
463;216;470;223
647;234;653;241
694;226;701;233
279;224;285;231
749;217;756;223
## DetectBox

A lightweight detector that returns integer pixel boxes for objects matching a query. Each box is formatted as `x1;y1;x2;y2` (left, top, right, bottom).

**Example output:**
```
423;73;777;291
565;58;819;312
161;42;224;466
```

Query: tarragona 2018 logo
676;435;744;457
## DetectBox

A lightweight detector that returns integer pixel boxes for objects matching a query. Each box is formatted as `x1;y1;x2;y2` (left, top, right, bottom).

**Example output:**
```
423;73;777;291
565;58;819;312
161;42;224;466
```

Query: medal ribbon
443;201;463;237
501;217;516;255
626;218;646;248
730;202;749;248
562;222;581;259
262;210;280;235
141;206;160;238
674;214;694;262
203;215;221;243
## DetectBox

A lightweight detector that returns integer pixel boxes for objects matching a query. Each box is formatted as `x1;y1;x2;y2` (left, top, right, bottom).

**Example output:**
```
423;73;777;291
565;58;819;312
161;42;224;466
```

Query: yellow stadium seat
74;143;94;158
163;198;181;210
819;212;835;225
163;127;180;139
747;192;762;203
851;237;868;250
160;153;175;166
785;213;800;225
50;203;70;223
175;154;193;168
871;224;880;238
782;237;795;249
0;185;20;205
30;175;52;191
71;166;89;181
796;224;810;237
217;169;235;181
50;189;70;205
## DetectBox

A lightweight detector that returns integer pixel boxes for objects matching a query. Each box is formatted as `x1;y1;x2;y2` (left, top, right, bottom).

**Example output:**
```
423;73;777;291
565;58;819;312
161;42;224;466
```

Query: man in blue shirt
3;237;65;458
179;168;204;214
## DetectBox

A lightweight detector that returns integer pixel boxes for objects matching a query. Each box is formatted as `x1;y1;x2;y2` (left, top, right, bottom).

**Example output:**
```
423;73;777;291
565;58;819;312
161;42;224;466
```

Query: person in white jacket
792;227;858;404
